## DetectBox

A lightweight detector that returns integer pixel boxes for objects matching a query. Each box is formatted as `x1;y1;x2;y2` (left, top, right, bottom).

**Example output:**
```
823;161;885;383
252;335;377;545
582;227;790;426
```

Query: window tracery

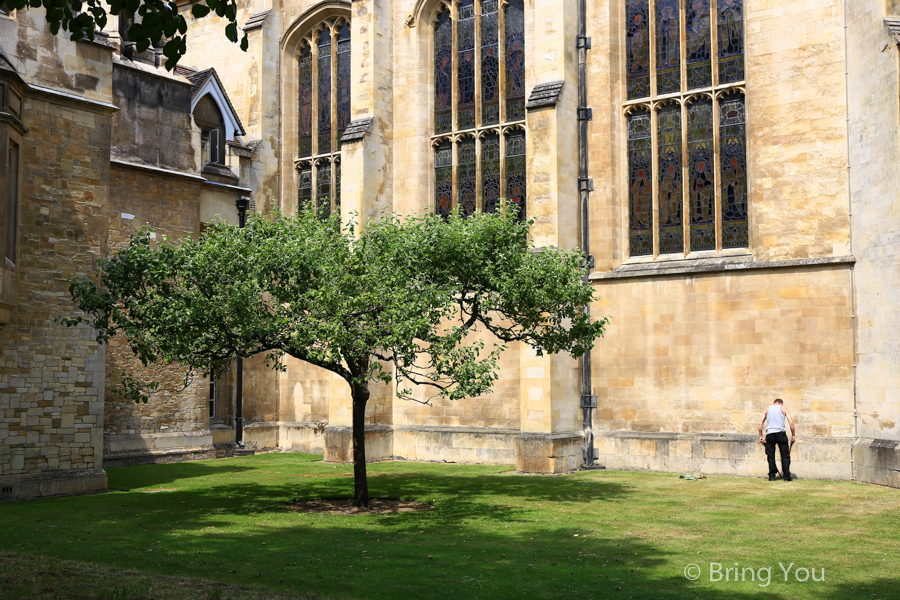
625;0;746;257
295;17;351;219
431;1;527;219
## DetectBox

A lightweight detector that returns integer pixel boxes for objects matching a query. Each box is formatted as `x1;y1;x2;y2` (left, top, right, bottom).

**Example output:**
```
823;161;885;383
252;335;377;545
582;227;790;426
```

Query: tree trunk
350;384;370;508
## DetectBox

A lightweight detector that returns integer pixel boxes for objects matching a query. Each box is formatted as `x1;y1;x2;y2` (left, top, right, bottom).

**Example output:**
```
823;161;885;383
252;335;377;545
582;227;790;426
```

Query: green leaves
3;0;248;70
62;211;606;405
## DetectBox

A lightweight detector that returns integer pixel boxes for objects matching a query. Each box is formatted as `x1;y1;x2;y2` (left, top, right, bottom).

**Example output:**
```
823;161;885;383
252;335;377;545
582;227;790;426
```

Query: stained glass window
688;99;715;251
435;142;453;218
655;0;680;95
720;94;748;248
686;0;712;89
481;0;500;126
337;23;352;139
506;132;526;222
434;9;453;135
317;161;332;219
334;159;341;215
626;0;650;100
481;133;501;214
624;0;748;256
431;2;525;219
317;29;332;154
628;109;653;256
505;0;525;121
718;0;744;84
298;44;313;158
657;104;683;254
457;0;476;130
457;138;477;217
298;167;312;212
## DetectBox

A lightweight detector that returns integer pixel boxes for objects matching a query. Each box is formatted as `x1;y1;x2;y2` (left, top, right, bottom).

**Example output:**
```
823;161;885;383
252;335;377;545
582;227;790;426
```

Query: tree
2;0;244;70
61;210;607;507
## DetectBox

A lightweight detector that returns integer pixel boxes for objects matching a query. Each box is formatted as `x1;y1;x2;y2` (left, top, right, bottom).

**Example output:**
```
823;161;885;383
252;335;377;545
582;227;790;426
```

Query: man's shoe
768;475;776;481
784;475;793;481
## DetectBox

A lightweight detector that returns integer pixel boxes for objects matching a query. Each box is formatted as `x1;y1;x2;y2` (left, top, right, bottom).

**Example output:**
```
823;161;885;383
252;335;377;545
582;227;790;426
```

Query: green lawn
1;453;898;600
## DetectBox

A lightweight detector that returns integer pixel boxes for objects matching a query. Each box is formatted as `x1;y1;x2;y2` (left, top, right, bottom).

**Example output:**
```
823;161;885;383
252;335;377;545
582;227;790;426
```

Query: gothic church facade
2;0;900;499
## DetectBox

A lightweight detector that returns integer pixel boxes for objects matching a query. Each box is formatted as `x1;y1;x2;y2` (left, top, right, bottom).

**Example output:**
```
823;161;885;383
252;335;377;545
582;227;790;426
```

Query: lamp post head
236;196;251;228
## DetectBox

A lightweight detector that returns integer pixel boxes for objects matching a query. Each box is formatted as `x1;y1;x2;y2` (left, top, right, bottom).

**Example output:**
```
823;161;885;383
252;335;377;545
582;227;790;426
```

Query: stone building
2;0;900;499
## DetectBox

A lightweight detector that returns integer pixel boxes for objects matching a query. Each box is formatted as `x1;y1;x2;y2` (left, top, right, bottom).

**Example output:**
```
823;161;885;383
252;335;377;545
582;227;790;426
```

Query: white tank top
766;405;786;434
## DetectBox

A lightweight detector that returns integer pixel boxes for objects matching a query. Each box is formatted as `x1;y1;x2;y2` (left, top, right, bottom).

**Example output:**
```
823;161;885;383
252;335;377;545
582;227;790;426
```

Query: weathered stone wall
110;61;197;171
846;0;900;487
0;91;112;499
101;165;211;463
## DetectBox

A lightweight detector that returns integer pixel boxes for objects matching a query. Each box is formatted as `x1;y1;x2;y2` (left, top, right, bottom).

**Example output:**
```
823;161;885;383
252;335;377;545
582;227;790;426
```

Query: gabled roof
186;67;246;138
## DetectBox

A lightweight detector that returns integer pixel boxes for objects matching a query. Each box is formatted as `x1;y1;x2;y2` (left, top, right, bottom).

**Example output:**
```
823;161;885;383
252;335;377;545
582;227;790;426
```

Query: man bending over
758;398;796;481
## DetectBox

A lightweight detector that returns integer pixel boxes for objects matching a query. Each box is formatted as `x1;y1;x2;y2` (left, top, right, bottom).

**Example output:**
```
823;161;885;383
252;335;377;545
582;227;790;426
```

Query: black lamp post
234;196;250;448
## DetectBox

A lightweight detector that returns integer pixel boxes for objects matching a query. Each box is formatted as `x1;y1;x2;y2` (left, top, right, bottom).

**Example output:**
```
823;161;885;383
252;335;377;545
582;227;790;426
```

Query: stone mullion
679;0;687;94
311;40;320;157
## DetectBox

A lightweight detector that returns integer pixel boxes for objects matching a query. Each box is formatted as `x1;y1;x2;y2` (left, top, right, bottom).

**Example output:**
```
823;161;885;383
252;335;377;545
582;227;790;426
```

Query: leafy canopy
2;0;245;70
62;210;606;404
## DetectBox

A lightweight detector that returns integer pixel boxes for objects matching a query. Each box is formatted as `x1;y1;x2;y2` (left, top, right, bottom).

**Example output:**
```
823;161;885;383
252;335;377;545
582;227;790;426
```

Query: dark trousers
765;431;791;478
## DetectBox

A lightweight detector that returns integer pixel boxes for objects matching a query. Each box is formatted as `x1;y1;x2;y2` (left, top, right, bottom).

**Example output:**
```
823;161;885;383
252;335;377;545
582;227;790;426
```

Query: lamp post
234;196;250;448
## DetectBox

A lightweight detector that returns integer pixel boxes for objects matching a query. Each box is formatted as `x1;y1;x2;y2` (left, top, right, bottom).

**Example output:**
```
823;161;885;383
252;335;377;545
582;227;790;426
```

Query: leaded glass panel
481;133;501;214
656;0;681;96
506;132;526;222
335;159;341;215
337;23;352;139
481;0;500;126
298;167;312;212
458;0;476;130
657;104;683;254
457;138;477;217
505;0;525;121
435;142;453;218
718;0;744;84
298;45;313;158
317;29;332;154
688;99;715;251
720;95;748;248
317;161;332;219
626;0;650;100
686;0;712;89
435;9;453;134
628;109;653;256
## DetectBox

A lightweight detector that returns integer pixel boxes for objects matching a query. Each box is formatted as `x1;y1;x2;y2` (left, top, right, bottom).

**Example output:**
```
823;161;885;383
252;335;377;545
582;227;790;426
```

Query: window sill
589;255;856;281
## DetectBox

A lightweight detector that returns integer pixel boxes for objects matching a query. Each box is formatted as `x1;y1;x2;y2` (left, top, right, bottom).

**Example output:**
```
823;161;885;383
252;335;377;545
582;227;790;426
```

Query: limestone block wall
590;263;856;480
0;92;112;499
846;0;900;487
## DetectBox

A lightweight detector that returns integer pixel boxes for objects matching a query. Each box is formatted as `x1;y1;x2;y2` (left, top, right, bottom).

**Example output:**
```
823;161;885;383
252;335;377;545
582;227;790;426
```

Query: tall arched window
625;0;746;257
432;0;527;220
296;17;351;219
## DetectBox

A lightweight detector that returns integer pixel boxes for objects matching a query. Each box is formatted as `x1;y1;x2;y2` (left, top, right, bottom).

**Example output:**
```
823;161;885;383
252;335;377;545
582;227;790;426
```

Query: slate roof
526;81;565;110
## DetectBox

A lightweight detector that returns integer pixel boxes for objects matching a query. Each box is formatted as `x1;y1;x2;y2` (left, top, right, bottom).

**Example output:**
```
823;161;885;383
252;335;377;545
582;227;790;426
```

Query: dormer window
194;95;226;168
